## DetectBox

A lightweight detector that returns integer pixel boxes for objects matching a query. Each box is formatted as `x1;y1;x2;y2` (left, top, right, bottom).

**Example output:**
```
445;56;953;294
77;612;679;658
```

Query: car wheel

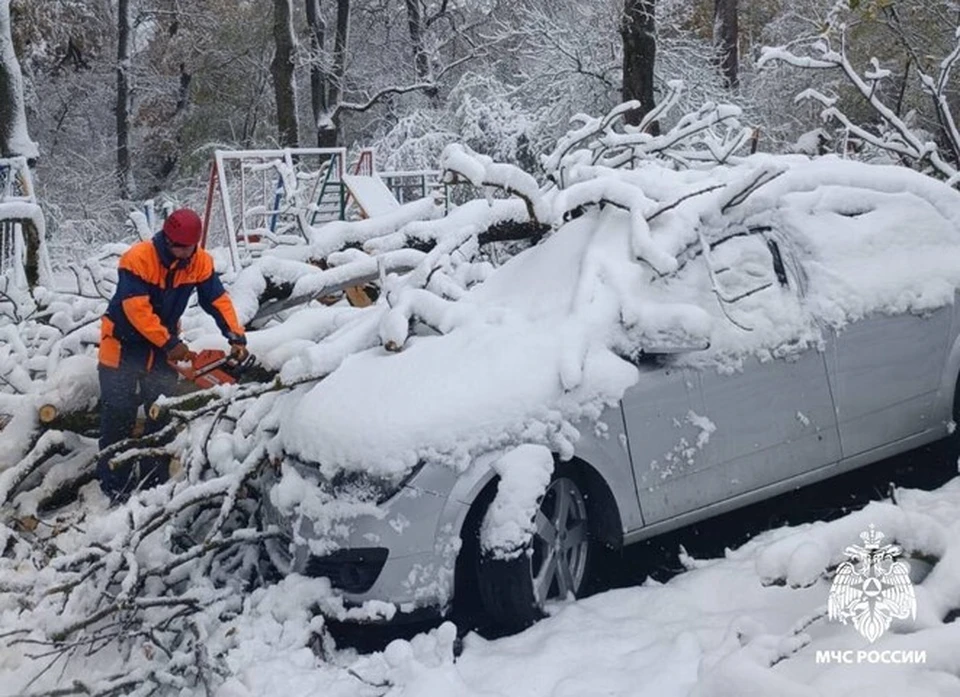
473;468;592;632
919;375;960;488
939;375;960;472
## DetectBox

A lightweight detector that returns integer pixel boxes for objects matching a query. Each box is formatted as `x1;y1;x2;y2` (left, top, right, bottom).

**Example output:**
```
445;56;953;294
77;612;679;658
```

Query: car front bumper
261;461;470;620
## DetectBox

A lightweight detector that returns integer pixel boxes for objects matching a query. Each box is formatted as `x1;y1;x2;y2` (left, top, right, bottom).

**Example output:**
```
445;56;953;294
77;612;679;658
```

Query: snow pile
480;444;554;558
5;91;960;695
277;151;960;477
203;480;960;697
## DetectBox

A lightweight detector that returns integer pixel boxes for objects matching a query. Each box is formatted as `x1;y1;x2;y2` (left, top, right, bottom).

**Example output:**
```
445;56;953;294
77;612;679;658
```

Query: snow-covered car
258;154;960;631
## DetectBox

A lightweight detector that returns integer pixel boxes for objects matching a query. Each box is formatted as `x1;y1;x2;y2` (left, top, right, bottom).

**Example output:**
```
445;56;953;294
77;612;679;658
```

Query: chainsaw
170;348;257;389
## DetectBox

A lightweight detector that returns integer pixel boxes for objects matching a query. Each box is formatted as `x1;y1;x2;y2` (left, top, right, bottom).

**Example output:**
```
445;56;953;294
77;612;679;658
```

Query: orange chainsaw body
172;349;239;389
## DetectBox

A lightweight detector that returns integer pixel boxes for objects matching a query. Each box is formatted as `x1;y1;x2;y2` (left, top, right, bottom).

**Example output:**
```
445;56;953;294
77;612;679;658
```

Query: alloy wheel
530;476;589;604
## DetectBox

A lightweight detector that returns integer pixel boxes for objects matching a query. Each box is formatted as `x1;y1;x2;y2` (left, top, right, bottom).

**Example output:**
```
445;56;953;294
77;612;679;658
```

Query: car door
823;308;951;458
624;234;842;524
620;359;705;525
690;346;841;510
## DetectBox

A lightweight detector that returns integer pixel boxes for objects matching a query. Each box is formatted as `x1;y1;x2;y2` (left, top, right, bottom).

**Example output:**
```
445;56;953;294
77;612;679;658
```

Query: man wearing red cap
97;208;248;500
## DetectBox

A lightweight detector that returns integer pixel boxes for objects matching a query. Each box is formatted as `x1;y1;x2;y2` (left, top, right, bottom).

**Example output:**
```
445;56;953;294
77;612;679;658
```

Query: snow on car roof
276;154;960;478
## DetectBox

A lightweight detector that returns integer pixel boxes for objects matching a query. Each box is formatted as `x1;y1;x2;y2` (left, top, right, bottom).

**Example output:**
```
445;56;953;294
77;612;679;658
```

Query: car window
709;232;785;303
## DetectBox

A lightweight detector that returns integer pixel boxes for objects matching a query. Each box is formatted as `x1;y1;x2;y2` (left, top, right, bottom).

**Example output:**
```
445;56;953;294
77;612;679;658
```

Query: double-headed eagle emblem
827;524;916;643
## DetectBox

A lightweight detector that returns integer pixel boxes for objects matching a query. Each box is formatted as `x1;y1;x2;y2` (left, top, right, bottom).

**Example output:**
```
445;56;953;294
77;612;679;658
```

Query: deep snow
4;116;960;695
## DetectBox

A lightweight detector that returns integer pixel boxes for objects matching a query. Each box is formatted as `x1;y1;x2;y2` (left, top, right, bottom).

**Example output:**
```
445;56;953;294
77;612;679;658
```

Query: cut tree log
37;407;100;436
38;403;58;424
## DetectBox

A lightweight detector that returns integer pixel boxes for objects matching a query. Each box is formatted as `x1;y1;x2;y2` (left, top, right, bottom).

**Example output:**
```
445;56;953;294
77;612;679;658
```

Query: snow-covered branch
760;30;960;184
334;81;437;118
542;83;751;187
440;143;549;223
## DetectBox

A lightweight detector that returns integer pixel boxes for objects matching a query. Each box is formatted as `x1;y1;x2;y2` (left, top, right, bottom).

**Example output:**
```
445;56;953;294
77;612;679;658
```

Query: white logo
827;524;916;643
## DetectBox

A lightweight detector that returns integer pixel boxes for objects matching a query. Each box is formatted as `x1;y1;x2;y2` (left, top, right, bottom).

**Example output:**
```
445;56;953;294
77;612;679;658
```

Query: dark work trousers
97;355;179;499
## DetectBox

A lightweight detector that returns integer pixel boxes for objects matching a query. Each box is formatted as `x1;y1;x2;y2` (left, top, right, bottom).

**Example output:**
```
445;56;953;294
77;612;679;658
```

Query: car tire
919;375;960;489
938;375;960;473
471;465;593;633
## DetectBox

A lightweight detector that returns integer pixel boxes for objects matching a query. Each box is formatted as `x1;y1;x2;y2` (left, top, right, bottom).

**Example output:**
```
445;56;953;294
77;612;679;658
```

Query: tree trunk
404;0;428;82
0;52;11;156
404;0;437;102
714;0;738;88
304;0;327;139
116;0;133;198
271;0;300;148
0;0;37;160
22;217;40;288
621;0;659;133
317;0;349;147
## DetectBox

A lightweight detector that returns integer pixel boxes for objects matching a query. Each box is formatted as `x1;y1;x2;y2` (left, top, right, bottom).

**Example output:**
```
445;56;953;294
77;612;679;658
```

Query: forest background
3;0;960;264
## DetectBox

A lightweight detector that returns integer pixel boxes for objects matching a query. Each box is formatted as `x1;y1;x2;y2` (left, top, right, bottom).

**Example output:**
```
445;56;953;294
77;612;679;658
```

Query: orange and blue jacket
99;232;245;370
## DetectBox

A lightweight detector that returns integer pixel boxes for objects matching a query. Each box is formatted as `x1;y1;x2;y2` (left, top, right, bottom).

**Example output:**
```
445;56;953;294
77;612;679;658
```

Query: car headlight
285;456;426;504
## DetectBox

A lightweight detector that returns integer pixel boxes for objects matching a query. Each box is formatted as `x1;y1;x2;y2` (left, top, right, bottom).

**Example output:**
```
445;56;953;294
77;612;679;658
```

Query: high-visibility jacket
99;232;245;370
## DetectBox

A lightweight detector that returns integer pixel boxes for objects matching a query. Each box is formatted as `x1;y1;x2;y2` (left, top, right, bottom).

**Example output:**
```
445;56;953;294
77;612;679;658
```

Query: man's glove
229;343;249;362
167;342;193;363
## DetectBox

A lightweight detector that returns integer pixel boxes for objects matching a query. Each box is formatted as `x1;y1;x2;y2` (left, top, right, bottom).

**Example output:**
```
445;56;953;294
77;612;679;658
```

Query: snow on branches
440;143;549;223
541;81;753;186
759;21;960;185
0;89;800;694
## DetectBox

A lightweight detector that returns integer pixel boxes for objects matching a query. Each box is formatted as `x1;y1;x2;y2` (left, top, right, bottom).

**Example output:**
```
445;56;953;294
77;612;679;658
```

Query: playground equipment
203;147;447;270
202;147;346;270
0;156;47;290
342;149;399;219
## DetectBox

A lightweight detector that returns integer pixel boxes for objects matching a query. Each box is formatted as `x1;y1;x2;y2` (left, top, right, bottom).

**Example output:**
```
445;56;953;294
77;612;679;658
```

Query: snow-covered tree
271;0;300;148
758;0;960;182
0;0;37;159
622;0;659;130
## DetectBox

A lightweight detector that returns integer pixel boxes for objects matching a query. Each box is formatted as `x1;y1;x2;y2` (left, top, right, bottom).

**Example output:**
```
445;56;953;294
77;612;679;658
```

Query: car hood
277;211;668;479
278;315;638;479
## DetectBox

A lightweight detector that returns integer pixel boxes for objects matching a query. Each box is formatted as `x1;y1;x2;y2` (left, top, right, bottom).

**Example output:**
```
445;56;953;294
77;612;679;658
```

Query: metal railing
379;170;444;204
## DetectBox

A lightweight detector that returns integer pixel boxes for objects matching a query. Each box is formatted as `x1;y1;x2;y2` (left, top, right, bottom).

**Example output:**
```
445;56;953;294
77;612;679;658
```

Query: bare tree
319;0;350;147
404;0;429;83
271;0;299;148
304;0;327;137
621;0;658;133
714;0;738;88
115;0;133;198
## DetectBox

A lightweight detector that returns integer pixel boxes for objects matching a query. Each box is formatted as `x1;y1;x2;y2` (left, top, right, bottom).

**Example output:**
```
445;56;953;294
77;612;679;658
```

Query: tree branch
333;82;436;119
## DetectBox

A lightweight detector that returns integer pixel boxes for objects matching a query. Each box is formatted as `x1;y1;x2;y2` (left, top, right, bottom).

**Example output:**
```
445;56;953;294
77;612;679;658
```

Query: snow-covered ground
4;97;960;695
158;478;960;697
2;476;957;697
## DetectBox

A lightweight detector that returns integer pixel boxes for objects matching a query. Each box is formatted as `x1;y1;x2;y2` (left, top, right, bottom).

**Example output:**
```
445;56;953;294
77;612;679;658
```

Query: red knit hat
163;209;203;246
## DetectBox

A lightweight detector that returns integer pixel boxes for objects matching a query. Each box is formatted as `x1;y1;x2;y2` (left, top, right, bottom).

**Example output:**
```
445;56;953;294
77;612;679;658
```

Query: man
97;208;248;500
